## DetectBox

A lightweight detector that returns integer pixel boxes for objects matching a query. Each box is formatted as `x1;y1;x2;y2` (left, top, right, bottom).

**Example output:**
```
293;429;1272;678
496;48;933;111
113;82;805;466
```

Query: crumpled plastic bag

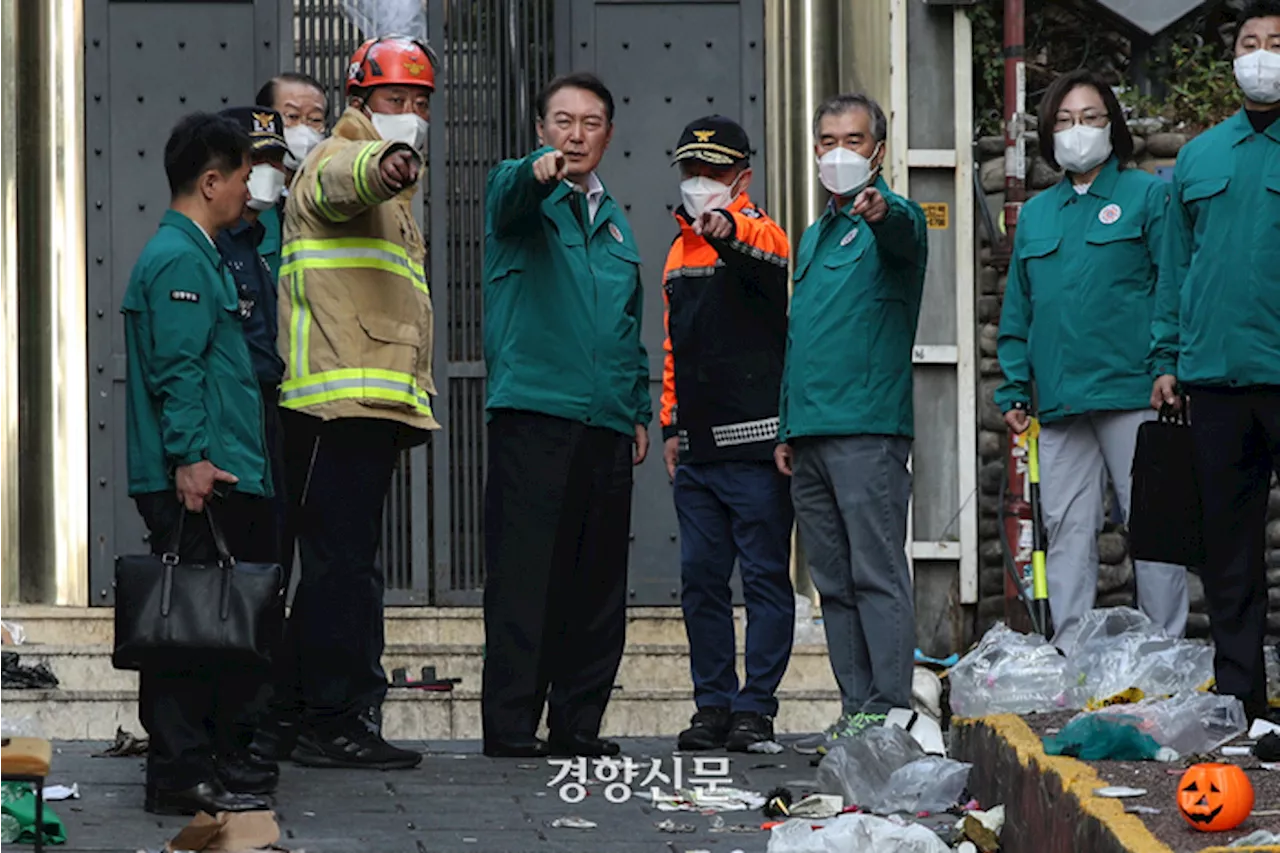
767;814;950;853
816;727;970;814
1064;609;1213;704
948;622;1074;717
1081;692;1246;757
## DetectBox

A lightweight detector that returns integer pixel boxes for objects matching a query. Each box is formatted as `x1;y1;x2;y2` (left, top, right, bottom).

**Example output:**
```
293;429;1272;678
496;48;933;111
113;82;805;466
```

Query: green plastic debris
1;781;66;845
1043;715;1163;761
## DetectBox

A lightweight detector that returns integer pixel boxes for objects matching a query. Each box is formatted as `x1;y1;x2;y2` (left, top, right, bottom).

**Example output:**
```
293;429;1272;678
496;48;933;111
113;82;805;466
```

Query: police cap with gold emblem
672;115;750;167
219;106;289;155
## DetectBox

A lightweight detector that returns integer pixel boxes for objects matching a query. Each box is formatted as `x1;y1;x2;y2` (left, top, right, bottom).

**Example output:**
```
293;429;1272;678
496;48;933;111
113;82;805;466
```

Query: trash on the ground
1085;692;1246;756
41;783;78;801
93;727;149;758
549;816;597;829
886;706;947;756
1254;732;1280;762
165;810;280;852
763;787;793;818
0;621;25;645
0;652;58;689
915;648;960;668
1124;805;1162;815
1065;609;1214;706
913;668;944;722
1085;687;1145;711
1229;830;1280;846
948;622;1074;716
652;787;766;812
1250;717;1280;739
956;803;1005;851
654;819;695;833
956;842;978;853
787;794;843;819
1;781;66;846
1093;786;1148;798
816;727;970;815
1043;715;1163;761
1220;745;1253;756
794;595;826;645
765;813;950;853
747;740;785;755
710;815;725;829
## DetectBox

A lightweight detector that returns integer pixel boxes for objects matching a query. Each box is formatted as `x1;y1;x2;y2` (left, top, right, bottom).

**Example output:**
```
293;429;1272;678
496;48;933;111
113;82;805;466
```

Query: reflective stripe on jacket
660;193;789;464
277;107;439;434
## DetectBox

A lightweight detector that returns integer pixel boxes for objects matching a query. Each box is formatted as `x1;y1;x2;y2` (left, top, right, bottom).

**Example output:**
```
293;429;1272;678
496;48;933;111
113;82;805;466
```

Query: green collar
1224;108;1280;146
1056;155;1121;207
161;209;224;269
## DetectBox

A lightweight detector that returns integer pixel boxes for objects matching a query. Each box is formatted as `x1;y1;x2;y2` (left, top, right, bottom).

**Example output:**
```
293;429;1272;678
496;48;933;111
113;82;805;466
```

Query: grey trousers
1038;408;1190;649
791;435;914;714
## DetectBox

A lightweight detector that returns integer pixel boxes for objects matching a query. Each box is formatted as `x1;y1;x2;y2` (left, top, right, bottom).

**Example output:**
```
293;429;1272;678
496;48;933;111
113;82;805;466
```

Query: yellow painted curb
956;714;1174;853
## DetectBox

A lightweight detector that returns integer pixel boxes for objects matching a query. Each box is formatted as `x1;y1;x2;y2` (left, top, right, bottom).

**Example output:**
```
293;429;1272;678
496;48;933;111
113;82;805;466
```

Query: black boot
677;708;731;751
145;780;269;816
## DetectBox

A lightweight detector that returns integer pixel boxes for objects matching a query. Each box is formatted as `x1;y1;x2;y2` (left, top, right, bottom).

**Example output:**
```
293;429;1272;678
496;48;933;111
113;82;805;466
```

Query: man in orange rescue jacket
660;116;796;752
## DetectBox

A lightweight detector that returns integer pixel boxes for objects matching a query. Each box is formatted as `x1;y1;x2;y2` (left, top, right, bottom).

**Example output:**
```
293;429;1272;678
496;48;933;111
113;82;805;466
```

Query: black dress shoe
549;733;621;757
217;754;280;795
483;737;550;758
250;717;300;763
144;780;269;816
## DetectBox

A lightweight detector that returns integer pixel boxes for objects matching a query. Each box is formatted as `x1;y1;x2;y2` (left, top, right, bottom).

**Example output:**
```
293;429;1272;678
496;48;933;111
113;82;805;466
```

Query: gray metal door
564;0;767;605
85;0;283;604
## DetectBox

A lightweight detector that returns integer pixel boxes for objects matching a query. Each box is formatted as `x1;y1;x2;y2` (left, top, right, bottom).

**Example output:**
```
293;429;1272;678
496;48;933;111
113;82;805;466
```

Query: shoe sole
145;801;269;816
290;749;422;771
792;742;823;755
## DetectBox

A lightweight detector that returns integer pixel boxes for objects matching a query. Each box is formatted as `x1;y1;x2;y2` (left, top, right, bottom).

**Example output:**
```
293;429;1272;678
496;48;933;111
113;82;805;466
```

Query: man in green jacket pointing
481;72;650;759
776;93;928;755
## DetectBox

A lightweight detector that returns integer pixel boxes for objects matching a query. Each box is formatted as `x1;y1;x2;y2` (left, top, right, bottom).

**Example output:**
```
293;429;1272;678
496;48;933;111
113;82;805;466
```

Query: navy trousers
674;461;795;715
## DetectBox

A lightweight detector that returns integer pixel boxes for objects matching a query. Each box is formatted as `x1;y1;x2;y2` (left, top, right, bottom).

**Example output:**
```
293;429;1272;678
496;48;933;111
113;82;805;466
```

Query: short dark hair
812;93;887;142
1235;0;1280;43
255;72;328;110
163;113;251;197
1036;70;1134;171
536;72;615;124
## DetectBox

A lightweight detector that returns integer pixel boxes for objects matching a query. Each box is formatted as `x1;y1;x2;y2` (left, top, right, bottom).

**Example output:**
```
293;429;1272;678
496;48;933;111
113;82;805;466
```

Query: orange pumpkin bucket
1176;763;1254;832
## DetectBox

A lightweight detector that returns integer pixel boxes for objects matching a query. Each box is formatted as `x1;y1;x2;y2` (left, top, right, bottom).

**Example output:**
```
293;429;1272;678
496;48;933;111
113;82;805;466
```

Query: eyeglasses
1053;111;1110;132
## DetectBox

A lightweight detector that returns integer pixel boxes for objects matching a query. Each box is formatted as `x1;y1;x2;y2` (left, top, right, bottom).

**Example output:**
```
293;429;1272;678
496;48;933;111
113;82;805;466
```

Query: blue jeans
674;461;795;715
790;435;914;715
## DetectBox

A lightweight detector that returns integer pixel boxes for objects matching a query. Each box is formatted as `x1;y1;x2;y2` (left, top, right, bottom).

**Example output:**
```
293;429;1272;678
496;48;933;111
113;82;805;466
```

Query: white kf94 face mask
817;144;881;197
1053;123;1113;175
1235;49;1280;105
246;163;286;212
371;112;429;154
680;175;739;220
283;125;324;171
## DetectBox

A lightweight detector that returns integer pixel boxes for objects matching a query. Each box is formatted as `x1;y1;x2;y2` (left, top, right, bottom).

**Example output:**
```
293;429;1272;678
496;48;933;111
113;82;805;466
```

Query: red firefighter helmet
346;36;437;95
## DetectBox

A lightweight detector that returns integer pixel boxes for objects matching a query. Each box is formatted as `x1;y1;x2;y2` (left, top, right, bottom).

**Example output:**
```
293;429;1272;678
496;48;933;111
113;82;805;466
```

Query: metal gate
293;0;557;604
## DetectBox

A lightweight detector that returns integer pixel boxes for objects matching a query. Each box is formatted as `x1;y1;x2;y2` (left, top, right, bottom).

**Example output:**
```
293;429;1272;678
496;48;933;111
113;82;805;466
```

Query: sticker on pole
1098;203;1122;225
922;203;949;230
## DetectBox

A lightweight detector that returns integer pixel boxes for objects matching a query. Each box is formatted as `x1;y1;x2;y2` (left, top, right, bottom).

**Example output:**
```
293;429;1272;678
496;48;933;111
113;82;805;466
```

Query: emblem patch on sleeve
170;290;200;303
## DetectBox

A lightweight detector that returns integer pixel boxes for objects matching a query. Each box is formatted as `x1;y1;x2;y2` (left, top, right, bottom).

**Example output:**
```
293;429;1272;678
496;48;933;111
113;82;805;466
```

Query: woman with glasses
994;69;1189;649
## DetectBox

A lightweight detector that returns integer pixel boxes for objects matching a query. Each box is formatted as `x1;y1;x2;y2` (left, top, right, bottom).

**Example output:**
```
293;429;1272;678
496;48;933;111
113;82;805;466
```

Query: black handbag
1129;401;1206;569
112;507;283;671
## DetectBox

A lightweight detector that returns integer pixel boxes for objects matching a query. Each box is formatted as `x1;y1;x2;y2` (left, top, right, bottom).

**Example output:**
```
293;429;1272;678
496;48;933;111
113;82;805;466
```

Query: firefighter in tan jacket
271;36;436;771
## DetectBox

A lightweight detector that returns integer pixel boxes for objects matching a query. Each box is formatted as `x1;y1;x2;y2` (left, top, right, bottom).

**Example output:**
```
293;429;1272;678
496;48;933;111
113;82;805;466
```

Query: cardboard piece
165;811;281;853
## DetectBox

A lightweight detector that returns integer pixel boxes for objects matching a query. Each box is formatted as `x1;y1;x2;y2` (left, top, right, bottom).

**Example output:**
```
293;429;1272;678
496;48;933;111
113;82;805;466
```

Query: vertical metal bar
953;8;978;607
15;0;88;605
429;0;452;602
0;0;19;604
1002;0;1026;244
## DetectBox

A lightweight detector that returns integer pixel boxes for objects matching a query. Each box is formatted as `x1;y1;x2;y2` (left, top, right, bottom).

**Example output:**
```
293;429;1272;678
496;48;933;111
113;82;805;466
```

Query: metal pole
1001;0;1032;632
0;0;19;604
1001;0;1026;247
15;0;88;605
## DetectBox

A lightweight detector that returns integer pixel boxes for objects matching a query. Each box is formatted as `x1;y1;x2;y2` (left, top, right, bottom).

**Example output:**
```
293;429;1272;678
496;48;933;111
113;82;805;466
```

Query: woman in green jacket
995;69;1189;649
